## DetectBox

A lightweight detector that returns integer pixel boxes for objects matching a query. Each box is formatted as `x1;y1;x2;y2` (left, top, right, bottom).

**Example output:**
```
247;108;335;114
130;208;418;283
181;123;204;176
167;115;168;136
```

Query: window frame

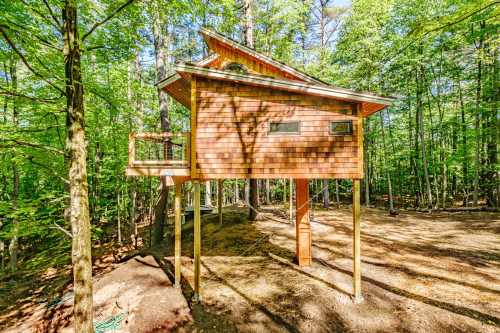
329;120;353;136
268;121;301;135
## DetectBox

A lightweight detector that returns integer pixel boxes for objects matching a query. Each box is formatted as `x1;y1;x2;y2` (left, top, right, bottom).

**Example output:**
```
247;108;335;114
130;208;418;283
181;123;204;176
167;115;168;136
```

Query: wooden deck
126;132;190;177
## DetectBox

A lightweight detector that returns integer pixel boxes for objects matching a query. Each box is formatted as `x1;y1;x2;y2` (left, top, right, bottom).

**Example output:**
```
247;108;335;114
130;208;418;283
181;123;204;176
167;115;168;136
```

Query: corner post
295;179;312;266
217;179;223;224
289;178;293;224
353;178;362;302
174;182;182;288
193;180;201;302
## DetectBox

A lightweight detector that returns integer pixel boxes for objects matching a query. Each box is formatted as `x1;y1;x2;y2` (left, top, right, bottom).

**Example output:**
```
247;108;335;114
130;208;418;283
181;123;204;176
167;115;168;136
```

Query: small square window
330;121;353;135
269;121;300;134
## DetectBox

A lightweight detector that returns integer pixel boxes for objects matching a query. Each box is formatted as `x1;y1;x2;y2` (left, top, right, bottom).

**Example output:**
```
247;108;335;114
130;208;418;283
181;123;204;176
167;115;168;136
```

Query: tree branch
42;0;62;28
0;26;66;96
82;0;138;41
49;222;73;238
0;86;63;103
1;139;64;155
18;0;62;32
25;155;69;185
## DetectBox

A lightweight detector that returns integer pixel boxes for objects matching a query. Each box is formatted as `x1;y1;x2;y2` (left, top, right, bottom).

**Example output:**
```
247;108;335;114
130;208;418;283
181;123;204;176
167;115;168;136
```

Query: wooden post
217;179;223;224
295;179;312;266
193;180;201;301
174;182;182;288
353;179;362;302
289;178;293;224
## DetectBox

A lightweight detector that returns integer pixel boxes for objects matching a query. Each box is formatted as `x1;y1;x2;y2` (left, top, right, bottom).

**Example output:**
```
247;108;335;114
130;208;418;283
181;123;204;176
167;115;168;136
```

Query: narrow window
330;121;353;135
269;121;300;135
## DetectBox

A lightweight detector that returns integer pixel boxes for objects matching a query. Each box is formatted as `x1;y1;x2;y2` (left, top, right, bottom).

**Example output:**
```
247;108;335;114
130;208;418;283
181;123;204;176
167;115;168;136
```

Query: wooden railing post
353;178;363;302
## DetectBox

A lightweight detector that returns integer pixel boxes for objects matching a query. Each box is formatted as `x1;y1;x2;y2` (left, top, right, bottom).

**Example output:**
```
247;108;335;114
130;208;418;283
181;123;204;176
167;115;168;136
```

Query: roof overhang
174;63;394;116
156;54;219;108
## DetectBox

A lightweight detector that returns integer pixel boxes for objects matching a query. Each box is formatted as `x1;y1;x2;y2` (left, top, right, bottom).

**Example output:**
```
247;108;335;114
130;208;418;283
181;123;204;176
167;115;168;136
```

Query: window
269;121;300;134
223;62;248;74
330;121;353;135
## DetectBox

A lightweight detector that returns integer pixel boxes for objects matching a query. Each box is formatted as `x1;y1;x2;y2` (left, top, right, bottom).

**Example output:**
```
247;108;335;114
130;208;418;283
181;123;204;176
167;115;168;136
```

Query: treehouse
126;28;394;302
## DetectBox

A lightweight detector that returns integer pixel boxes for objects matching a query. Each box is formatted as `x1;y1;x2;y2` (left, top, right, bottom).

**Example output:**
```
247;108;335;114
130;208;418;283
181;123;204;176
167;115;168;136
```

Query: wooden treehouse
126;28;394;302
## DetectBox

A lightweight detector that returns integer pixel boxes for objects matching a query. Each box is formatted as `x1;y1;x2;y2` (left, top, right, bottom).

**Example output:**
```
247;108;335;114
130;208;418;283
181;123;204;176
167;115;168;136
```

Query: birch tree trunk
63;1;93;330
205;181;212;206
322;179;329;209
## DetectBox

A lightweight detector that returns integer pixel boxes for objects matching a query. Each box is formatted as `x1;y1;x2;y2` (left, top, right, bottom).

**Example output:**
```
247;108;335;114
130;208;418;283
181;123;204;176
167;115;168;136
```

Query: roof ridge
199;27;329;86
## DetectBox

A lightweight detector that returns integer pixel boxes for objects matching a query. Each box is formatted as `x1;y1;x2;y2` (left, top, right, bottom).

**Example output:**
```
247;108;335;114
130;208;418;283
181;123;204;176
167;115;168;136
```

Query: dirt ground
1;205;499;332
171;205;500;333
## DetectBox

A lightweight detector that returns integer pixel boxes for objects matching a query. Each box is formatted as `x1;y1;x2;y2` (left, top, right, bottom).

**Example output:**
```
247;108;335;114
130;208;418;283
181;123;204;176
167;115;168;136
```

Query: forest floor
0;204;499;332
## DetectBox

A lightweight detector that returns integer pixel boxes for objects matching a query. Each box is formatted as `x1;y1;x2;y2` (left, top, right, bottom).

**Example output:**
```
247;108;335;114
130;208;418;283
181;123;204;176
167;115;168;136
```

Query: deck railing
128;132;190;168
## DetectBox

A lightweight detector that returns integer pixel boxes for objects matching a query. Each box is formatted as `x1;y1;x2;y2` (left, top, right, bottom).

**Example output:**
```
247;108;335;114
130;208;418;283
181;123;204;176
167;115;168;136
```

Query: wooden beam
295;179;312;266
217;179;223;224
190;78;197;179
125;167;189;177
289;178;293;224
193;180;201;301
174;182;182;288
353;179;362;302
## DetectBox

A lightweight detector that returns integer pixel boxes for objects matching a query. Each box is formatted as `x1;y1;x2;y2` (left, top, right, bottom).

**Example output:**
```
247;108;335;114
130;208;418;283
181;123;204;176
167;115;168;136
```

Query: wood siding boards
194;77;362;179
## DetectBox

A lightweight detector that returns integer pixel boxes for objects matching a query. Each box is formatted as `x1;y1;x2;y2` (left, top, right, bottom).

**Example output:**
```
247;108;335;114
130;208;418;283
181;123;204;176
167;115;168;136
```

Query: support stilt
289;178;293;223
174;182;182;288
193;180;201;302
353;179;363;302
217;179;223;224
295;179;312;266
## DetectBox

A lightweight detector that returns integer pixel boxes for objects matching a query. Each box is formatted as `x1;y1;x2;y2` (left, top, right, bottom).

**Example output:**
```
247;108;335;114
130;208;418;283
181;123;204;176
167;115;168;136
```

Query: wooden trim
156;53;219;89
268;121;301;135
295;179;312;266
329;120;353;136
357;104;364;178
353;179;362;301
190;78;197;179
175;64;394;107
193;180;201;301
200;28;324;85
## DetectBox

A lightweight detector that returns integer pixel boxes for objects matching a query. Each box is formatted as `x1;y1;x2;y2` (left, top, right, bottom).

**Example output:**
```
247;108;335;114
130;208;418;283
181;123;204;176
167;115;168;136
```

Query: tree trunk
242;0;258;219
363;118;370;206
379;111;394;212
458;80;468;206
234;180;239;203
63;1;94;331
265;179;270;204
242;0;254;48
322;179;329;209
205;181;212;206
152;0;170;245
8;57;19;276
472;21;484;206
335;179;340;204
416;50;433;209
